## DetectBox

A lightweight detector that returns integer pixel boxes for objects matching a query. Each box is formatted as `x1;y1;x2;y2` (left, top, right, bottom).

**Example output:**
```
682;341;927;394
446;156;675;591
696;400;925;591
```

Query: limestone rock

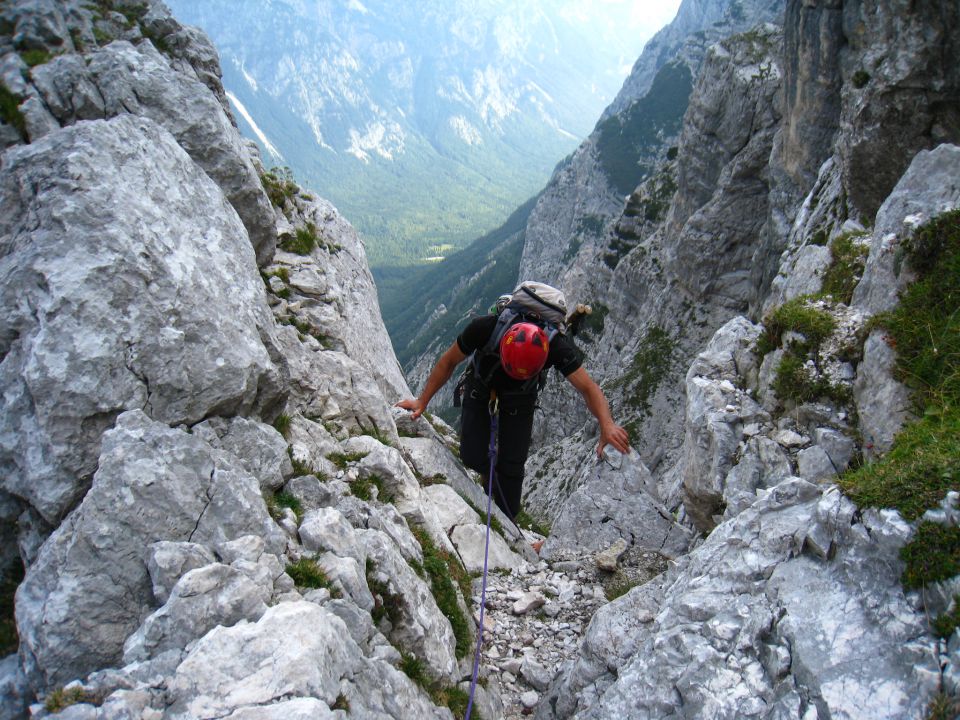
145;541;217;605
722;436;793;518
360;529;459;682
681;318;769;532
285;415;339;479
299;507;364;566
399;436;526;548
122;563;268;663
543;479;937;719
15;410;284;693
279;331;397;442
450;524;524;574
29;40;277;263
854;330;915;460
544;452;692;560
162;601;449;720
853;144;960;315
423;483;481;530
512;592;546;616
192;416;292;491
594;538;629;572
0;115;283;524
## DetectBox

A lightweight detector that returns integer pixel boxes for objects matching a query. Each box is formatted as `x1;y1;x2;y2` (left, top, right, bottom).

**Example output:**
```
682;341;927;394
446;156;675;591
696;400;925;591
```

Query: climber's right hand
395;397;426;420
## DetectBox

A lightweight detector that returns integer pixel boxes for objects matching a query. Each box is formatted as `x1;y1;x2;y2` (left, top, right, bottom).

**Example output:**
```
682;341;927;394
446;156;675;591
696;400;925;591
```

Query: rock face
508;0;960;717
0;3;525;718
2;0;960;718
541;483;937;719
15;410;285;689
0;114;284;525
523;11;787;526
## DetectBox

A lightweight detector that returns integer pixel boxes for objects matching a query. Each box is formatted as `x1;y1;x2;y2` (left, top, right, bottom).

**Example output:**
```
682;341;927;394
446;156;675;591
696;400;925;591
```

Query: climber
396;281;630;525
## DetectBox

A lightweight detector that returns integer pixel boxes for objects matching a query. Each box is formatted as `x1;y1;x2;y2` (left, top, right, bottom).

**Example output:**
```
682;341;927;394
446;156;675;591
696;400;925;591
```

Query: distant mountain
165;0;673;267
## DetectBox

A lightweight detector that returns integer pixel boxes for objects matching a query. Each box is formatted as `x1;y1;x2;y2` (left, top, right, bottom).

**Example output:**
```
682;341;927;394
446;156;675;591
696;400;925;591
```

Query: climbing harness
465;393;499;720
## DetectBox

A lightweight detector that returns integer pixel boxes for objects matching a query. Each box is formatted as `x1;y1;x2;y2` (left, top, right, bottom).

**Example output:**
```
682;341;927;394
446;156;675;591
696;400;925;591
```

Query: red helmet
500;322;550;380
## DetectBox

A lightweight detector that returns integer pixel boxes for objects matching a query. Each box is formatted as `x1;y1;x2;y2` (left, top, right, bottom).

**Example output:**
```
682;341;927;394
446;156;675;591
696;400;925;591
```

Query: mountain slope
164;0;672;267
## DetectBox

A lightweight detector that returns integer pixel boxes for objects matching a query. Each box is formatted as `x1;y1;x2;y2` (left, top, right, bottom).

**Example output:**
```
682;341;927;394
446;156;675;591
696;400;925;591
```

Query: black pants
459;382;536;520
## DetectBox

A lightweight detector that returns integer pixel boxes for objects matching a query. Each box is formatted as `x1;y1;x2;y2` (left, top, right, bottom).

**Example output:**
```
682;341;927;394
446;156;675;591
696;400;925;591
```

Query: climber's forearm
416;341;468;408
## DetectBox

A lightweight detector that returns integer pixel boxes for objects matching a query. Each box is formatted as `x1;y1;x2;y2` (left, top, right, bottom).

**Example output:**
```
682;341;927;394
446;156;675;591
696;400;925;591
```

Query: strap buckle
488;390;499;417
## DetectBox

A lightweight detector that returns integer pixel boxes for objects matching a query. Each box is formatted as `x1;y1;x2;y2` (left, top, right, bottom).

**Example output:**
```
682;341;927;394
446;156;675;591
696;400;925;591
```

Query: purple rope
465;401;498;720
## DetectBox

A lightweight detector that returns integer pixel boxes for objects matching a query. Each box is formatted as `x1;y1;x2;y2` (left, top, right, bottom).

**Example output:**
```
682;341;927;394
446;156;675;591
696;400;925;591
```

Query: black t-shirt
456;315;582;392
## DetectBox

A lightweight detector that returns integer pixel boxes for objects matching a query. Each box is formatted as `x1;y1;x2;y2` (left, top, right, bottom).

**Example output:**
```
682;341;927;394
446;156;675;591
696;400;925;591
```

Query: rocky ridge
514;0;960;716
0;2;545;718
2;1;960;719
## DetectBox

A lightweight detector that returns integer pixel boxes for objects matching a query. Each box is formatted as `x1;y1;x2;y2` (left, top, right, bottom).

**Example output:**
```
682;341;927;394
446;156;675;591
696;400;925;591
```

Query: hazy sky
556;0;684;75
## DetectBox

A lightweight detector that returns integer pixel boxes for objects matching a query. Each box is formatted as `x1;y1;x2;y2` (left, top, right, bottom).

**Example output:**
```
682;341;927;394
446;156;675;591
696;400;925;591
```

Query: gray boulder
681;317;768;531
450;524;524;574
854;330;915;460
360;529;459;682
542;480;938;719
0;114;283;524
853;144;960;315
122;563;269;663
722;436;793;518
192;416;293;491
15;410;284;693
279;330;397;441
400;436;527;549
162;601;450;720
145;541;217;605
543;451;692;561
29;39;277;263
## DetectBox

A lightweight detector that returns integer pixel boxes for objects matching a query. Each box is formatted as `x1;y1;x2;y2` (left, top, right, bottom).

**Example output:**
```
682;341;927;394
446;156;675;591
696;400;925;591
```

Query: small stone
595;538;629;572
501;658;522;675
513;592;546;615
521;691;539;709
521;657;553;691
775;429;807;448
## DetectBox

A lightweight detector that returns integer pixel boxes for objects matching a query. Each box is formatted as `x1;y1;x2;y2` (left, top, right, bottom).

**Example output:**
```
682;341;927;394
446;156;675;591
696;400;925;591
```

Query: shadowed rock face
0;114;284;524
837;0;960;220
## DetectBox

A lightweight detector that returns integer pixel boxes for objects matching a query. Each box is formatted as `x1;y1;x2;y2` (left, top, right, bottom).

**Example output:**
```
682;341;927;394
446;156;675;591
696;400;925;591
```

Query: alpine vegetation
1;0;960;719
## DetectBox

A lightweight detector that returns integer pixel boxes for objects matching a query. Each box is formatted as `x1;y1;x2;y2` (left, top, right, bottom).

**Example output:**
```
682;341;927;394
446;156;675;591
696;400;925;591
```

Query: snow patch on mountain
227;91;282;162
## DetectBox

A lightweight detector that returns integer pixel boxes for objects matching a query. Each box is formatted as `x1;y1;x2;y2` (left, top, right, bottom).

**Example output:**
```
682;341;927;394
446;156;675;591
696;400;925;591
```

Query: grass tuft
0;85;26;139
932;595;960;640
45;687;91;713
821;231;869;304
286;557;338;595
280;223;318;255
516;509;551;537
411;526;472;660
611;326;675;415
759;296;836;353
350;473;393;503
272;413;291;437
261;166;298;207
327;451;369;470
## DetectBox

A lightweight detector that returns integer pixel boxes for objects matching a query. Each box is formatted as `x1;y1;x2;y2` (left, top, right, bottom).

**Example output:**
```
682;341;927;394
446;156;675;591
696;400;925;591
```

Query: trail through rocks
470;544;669;718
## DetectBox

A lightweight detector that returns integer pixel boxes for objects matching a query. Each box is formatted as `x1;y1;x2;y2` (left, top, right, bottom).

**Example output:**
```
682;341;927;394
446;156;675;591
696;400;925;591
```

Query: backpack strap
470;308;520;387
